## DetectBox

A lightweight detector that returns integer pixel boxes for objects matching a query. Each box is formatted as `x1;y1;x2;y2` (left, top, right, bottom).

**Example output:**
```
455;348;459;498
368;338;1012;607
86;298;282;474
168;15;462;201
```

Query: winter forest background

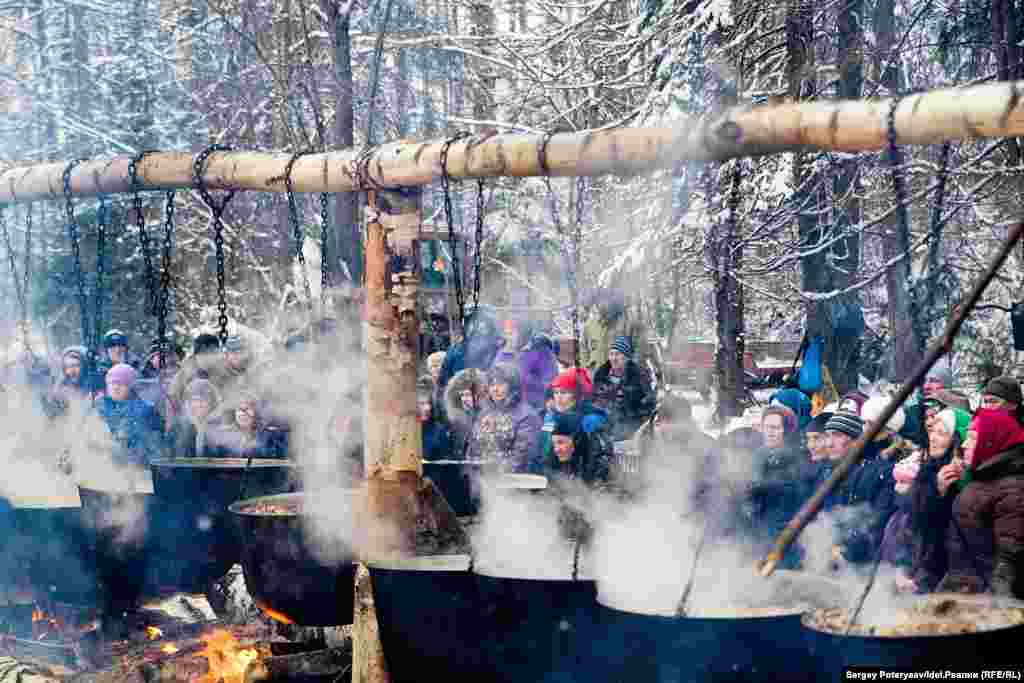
2;0;1024;396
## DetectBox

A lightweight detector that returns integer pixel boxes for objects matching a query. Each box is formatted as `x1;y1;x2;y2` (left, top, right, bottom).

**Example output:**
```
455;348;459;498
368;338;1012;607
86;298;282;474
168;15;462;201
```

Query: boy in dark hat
592;335;656;441
981;376;1023;423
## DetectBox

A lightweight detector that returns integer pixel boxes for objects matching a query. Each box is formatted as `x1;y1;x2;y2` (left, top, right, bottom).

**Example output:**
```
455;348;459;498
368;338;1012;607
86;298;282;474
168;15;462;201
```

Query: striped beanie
610;336;633;357
825;411;864;439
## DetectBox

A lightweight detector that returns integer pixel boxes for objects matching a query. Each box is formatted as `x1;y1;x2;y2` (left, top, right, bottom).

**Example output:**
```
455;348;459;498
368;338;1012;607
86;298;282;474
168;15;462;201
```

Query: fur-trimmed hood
444;368;488;425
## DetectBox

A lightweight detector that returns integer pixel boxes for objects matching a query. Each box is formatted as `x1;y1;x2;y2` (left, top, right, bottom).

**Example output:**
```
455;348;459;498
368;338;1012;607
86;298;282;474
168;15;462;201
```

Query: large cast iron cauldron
803;594;1024;681
7;490;96;604
149;458;297;591
78;486;153;615
594;571;855;683
369;555;486;682
421;459;493;516
230;490;358;627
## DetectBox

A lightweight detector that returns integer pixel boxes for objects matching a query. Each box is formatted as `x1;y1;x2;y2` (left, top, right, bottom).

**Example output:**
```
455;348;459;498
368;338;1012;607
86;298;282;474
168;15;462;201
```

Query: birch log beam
6;80;1024;202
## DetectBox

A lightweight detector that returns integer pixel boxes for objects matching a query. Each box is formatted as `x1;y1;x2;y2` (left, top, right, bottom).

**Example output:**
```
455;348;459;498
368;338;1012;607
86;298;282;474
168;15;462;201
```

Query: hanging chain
128;151;159;318
1;204;32;351
63;159;91;349
157;190;176;355
93;195;110;353
319;190;331;311
193;144;237;347
572;175;587;370
440;131;471;334
285;151;315;313
472;178;486;313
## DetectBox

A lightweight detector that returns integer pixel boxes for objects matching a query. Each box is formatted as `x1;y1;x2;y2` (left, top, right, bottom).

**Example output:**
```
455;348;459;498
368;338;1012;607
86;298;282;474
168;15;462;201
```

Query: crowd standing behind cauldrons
12;300;1024;600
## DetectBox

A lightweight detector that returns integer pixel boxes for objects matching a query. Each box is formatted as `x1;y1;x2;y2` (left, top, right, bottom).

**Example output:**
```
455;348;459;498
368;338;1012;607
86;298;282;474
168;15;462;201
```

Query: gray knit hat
983;376;1022;406
825;411;864;439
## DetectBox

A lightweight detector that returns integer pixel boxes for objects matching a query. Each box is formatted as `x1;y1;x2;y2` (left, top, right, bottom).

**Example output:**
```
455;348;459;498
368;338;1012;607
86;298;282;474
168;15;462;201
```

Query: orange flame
255;601;294;625
161;643;179;654
196;629;260;683
146;626;163;641
31;607;43;623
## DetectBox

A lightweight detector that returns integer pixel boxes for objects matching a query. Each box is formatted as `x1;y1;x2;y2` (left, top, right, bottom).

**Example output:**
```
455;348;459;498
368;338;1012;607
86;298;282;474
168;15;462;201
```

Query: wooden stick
758;219;1024;577
243;646;351;683
4;79;1024;203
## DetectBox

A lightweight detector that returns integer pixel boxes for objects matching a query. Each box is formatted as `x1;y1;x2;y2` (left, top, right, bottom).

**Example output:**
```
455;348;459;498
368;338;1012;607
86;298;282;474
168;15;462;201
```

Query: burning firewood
243;645;352;683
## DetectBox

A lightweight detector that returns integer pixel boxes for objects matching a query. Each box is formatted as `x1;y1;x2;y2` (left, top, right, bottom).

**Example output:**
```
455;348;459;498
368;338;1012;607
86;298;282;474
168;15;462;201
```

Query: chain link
572;175;587;370
473;179;485;313
440;131;471;334
285;151;315;313
129;151;159;318
93;195;110;353
193;144;237;347
63;159;90;349
319;190;331;311
1;203;32;351
157;190;176;355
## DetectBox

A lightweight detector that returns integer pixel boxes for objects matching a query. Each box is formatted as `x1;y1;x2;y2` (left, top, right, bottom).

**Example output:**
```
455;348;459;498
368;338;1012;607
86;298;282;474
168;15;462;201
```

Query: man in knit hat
167;333;255;421
824;410;897;564
592;335;656;441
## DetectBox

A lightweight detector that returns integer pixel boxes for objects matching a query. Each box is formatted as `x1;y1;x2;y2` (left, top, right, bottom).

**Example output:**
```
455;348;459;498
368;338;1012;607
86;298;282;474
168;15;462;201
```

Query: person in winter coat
592;336;656;441
96;329;142;376
166;334;253;421
892;408;964;593
466;363;541;472
980;376;1023;424
444;368;488;460
861;396;916;462
438;306;505;391
418;377;451;462
167;379;221;458
97;363;164;466
45;346;94;415
933;409;1024;596
824;410;897;564
747;405;807;569
209;393;288;459
138;340;181;428
530;367;613;485
519;334;560;413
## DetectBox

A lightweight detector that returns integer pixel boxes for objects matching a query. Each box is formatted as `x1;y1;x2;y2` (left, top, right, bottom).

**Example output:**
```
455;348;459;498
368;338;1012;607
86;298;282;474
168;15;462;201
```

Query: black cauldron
594;571;854;682
369;555;485;681
78;486;153;614
230;490;359;627
7;493;96;604
803;594;1024;681
149;458;298;591
421;459;493;516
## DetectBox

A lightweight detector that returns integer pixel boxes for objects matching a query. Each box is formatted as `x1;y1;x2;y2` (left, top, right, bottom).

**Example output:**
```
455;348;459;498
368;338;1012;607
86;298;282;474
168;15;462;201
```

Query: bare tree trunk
710;162;745;420
324;1;360;285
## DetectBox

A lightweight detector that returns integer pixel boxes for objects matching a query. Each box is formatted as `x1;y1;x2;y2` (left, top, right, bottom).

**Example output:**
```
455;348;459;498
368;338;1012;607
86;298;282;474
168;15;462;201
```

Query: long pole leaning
757;220;1024;577
7;80;1024;203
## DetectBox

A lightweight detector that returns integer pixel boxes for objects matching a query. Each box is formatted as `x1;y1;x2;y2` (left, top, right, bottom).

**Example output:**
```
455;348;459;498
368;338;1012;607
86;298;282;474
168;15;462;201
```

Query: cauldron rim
228;489;361;517
368;555;472;571
484;474;549;490
472;563;595;582
150;457;297;469
596;569;853;620
801;593;1024;639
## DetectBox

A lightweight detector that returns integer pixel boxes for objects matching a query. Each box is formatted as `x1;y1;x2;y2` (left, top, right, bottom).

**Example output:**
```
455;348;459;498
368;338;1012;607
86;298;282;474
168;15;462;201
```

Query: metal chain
128;151;159;318
440;131;471;334
1;204;31;351
157;190;176;355
572;175;587;370
472;178;485;313
63;159;91;348
319;190;331;311
285;151;314;313
192;144;237;347
93;195;110;353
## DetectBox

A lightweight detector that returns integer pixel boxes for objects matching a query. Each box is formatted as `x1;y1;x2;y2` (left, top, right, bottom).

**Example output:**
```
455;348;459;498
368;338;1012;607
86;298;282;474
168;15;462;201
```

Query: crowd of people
646;369;1024;599
7;297;1024;600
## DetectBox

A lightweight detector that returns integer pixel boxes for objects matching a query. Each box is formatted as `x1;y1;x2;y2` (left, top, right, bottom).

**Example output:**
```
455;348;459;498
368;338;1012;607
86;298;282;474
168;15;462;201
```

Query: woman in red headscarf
935;408;1024;596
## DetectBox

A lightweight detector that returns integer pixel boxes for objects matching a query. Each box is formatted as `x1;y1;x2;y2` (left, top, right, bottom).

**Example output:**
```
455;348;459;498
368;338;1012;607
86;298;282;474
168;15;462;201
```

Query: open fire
255;600;295;625
196;628;260;683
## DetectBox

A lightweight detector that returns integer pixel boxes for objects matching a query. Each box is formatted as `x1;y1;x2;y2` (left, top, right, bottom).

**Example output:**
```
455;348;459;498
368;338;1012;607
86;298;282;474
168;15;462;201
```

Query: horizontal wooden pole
2;79;1024;203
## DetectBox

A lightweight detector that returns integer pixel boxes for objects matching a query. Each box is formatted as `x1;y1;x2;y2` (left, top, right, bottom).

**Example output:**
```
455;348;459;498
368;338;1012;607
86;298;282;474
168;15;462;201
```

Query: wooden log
6;78;1024;203
350;565;387;683
243;646;351;683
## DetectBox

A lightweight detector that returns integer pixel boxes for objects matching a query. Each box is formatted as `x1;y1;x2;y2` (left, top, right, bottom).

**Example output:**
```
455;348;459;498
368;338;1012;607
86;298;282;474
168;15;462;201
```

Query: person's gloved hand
581;414;604;433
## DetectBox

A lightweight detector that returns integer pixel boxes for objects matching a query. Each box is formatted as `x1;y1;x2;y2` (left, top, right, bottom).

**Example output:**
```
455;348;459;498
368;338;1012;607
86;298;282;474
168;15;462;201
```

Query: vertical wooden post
352;563;389;683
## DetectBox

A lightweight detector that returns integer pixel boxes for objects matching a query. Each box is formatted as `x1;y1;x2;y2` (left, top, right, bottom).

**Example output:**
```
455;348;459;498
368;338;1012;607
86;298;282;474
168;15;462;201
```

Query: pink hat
105;363;137;387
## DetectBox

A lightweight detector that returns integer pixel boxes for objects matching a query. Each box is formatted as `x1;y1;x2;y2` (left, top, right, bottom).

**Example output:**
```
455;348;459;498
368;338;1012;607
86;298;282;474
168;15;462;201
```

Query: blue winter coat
530;401;612;484
97;394;164;465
